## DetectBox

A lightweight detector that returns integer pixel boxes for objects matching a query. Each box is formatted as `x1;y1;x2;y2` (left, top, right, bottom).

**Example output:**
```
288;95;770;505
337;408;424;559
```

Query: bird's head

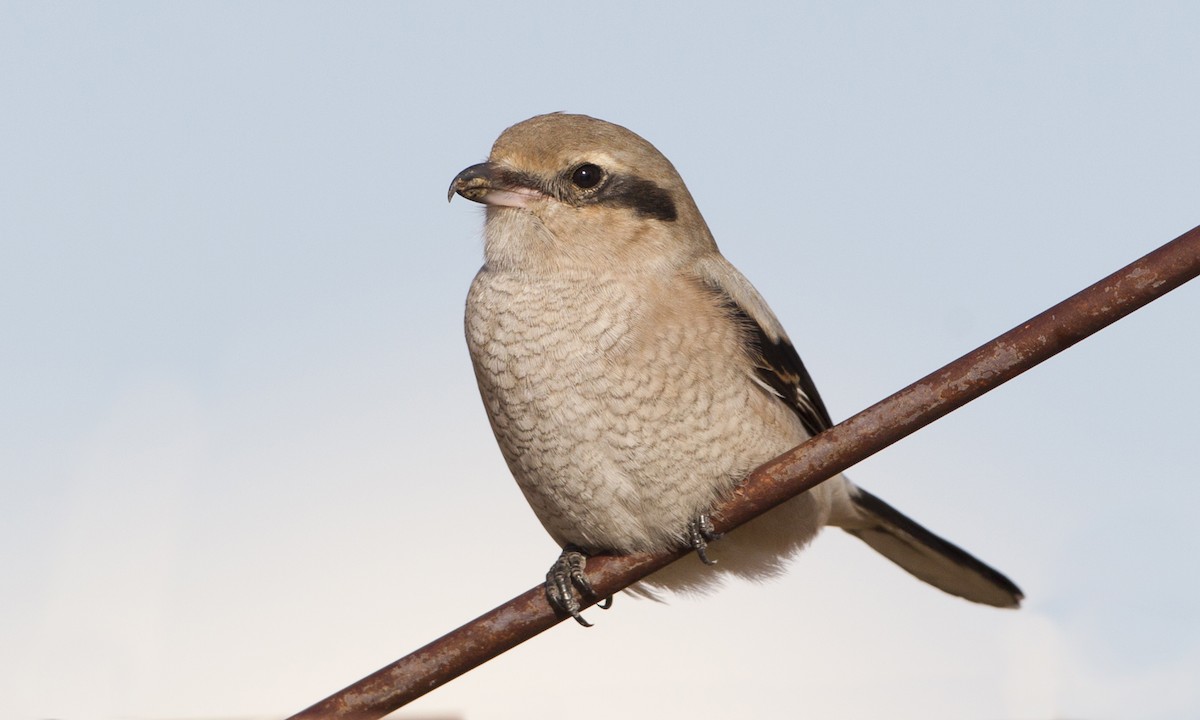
449;113;716;273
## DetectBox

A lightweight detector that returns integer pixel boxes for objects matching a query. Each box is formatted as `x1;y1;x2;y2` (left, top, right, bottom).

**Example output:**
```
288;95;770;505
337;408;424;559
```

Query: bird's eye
570;163;604;189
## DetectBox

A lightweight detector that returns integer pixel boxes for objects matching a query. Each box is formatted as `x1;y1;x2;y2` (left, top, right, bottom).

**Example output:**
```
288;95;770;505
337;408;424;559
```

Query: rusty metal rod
289;224;1200;720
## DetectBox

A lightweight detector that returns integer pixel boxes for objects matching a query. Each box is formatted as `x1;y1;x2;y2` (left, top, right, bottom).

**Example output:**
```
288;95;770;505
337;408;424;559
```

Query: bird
449;113;1022;625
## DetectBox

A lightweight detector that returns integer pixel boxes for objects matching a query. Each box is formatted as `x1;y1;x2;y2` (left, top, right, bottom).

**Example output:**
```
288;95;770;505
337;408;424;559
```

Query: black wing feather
717;295;834;437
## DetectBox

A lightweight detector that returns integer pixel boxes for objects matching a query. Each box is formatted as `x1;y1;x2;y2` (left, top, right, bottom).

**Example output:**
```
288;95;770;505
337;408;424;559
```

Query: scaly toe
545;547;598;627
687;513;723;566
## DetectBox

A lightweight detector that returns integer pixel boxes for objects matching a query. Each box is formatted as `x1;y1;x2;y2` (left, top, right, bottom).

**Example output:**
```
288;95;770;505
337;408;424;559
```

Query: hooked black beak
447;162;545;208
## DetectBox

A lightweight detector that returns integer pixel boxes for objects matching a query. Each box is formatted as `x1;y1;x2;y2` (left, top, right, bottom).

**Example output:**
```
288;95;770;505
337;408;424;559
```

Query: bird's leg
687;513;723;565
546;545;611;627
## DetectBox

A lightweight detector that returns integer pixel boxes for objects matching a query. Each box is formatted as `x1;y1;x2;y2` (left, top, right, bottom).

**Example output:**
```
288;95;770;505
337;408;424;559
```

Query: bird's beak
447;162;545;209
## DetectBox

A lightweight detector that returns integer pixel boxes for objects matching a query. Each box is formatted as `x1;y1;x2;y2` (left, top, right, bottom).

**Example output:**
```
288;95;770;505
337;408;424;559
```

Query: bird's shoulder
688;254;835;437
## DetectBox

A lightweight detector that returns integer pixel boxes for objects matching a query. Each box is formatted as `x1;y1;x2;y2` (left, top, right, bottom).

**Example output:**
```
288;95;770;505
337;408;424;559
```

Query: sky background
3;3;1199;719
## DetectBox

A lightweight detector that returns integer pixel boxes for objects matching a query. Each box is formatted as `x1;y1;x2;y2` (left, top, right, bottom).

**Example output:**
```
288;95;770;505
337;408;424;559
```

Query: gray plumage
451;113;1021;611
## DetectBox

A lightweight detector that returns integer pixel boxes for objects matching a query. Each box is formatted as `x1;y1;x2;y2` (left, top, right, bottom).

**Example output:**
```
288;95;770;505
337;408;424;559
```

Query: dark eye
570;163;604;189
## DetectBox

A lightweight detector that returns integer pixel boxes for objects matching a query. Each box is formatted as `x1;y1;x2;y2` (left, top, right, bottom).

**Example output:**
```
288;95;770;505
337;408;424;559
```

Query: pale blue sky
3;3;1199;719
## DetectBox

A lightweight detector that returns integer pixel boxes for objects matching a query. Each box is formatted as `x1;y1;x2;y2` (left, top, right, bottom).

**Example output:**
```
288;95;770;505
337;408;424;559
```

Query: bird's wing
691;256;1024;608
692;254;834;437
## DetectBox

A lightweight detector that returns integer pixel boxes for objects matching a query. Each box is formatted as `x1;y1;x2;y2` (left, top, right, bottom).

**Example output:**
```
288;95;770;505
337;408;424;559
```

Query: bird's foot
546;546;612;627
687;513;723;565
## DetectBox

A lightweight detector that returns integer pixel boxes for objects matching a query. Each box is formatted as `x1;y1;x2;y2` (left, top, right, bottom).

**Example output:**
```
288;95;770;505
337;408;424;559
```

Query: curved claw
545;547;599;627
688;513;723;566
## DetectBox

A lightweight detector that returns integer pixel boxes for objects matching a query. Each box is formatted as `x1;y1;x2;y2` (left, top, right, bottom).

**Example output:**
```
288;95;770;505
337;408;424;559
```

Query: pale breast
465;267;809;553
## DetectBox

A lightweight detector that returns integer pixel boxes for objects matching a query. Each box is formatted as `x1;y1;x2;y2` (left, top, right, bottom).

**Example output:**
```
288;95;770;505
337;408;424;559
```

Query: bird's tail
840;486;1023;608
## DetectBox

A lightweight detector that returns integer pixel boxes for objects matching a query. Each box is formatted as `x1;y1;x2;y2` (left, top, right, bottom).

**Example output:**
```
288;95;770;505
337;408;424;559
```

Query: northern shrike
450;113;1021;625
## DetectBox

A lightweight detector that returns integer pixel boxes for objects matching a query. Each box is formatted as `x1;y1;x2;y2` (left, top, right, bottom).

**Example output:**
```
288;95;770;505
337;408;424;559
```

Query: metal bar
288;224;1200;720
